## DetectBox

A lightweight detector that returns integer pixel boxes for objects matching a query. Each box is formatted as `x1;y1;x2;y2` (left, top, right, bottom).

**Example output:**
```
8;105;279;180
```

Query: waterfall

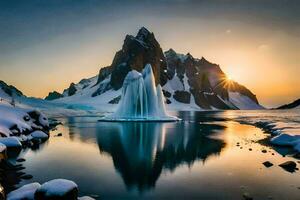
101;64;178;121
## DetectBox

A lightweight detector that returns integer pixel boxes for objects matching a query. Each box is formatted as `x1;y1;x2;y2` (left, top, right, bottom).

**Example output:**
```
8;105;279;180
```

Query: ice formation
100;64;179;121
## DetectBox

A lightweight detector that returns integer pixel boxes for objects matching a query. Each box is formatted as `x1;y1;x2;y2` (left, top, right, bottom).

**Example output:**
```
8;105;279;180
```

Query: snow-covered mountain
47;27;263;111
0;80;24;102
276;98;300;109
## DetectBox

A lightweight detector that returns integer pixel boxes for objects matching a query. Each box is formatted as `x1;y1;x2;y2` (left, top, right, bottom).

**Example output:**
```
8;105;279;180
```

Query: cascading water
101;64;179;121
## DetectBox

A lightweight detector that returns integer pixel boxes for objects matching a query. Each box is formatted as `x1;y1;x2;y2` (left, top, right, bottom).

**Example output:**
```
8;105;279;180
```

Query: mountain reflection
95;121;226;192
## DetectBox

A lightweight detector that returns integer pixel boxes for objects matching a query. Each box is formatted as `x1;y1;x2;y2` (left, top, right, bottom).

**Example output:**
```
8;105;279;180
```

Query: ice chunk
102;64;179;121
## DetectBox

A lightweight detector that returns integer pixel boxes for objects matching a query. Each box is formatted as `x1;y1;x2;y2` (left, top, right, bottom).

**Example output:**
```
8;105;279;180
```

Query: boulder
35;179;78;200
30;130;49;141
0;137;22;151
7;182;41;200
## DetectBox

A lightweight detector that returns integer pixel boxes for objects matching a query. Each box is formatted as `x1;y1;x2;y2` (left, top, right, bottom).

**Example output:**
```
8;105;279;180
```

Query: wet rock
7;182;41;200
279;161;298;173
16;158;26;162
35;179;78;200
263;161;273;168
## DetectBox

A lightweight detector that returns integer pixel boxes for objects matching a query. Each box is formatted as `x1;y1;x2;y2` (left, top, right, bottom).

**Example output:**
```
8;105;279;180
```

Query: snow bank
7;182;41;200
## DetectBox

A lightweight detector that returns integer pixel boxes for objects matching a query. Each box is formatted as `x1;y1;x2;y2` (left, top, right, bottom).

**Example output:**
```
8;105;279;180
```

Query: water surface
17;110;300;199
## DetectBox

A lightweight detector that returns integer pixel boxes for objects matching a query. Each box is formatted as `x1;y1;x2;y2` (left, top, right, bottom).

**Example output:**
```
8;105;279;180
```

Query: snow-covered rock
35;179;78;200
0;137;22;150
30;130;49;141
271;133;300;152
7;182;41;200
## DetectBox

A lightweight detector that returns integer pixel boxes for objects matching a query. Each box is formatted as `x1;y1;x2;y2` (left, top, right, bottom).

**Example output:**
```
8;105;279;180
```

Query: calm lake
16;110;300;199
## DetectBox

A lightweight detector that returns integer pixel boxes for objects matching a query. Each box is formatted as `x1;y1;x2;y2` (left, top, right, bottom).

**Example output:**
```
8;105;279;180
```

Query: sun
227;76;232;81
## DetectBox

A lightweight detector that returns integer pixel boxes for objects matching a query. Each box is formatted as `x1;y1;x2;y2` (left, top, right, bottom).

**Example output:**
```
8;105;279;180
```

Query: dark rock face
277;98;300;109
108;96;121;104
173;91;191;104
110;27;167;90
67;83;77;96
0;80;24;97
95;66;113;86
164;49;260;109
45;91;63;100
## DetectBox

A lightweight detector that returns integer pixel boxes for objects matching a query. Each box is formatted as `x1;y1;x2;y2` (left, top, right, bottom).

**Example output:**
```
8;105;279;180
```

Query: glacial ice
100;64;179;121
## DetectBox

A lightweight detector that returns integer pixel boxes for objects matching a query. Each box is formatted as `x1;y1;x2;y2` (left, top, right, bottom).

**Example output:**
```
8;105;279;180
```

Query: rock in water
263;161;273;168
34;179;78;200
7;182;41;200
279;161;298;173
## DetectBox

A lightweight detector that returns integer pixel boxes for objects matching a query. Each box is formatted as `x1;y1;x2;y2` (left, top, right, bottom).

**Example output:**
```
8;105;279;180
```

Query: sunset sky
0;0;299;107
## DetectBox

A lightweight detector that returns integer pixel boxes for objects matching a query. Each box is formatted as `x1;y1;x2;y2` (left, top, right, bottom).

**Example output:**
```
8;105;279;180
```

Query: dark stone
262;149;267;153
279;161;297;173
263;161;273;168
173;91;191;104
57;133;62;137
45;91;63;100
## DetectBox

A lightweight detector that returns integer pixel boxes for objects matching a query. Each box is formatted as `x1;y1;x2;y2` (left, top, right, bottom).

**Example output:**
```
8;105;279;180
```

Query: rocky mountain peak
109;27;167;90
136;27;152;41
0;80;24;97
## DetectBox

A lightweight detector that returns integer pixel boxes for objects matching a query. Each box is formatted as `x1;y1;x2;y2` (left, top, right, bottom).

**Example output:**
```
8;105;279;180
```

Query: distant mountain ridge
0;80;24;101
47;27;263;110
277;98;300;109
